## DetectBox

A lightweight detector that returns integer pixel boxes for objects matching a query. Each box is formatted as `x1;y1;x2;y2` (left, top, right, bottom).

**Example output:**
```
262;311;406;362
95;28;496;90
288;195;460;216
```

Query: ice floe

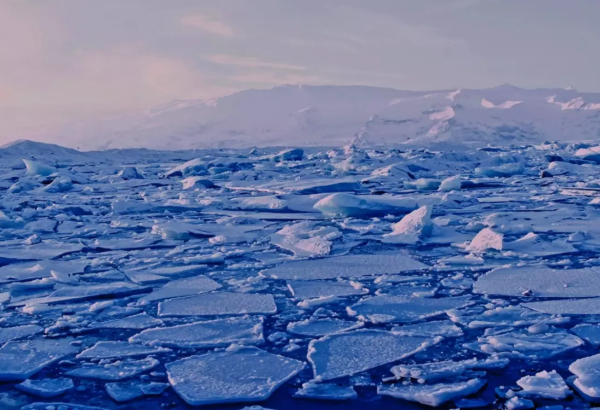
379;378;486;407
165;347;305;405
263;254;428;280
348;295;472;323
158;292;277;317
130;316;264;348
308;330;439;380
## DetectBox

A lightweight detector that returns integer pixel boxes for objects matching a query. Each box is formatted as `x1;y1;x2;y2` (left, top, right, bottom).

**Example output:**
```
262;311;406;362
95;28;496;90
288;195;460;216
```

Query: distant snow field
10;84;600;151
4;135;600;409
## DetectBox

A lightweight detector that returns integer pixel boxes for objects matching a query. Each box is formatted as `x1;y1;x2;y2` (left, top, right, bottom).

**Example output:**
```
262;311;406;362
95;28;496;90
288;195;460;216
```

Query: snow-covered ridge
13;84;600;151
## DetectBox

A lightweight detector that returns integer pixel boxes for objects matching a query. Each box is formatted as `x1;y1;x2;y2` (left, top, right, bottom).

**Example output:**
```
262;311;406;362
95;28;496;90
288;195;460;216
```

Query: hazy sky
2;0;600;137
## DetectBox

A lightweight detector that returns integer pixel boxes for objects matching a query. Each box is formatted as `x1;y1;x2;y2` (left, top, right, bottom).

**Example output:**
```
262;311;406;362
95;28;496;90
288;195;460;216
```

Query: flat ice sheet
158;292;277;317
130;317;264;348
307;329;438;381
348;295;472;323
263;254;428;280
474;266;600;298
166;347;305;406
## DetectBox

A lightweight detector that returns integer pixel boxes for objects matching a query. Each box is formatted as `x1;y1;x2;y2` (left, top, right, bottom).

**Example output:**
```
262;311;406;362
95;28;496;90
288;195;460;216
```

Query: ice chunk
228;178;360;195
287;280;366;299
117;166;143;180
16;378;74;398
0;325;43;344
181;176;215;189
139;275;221;303
287;318;363;337
76;341;172;359
438;175;462;192
164;158;207;178
569;353;600;386
271;148;303;162
474;266;600;298
88;236;162;251
571;324;600;346
263;254;428;281
42;176;73;193
449;305;568;329
158;292;277;317
466;228;503;252
25;219;57;233
134;264;208;277
111;199;156;214
297;295;342;309
0;339;80;381
569;375;600;402
378;378;486;407
89;313;163;330
23;159;57;176
151;221;213;240
391;320;464;338
505;396;534;410
307;330;439;381
348;295;472;323
65;357;159;380
314;193;417;218
465;329;584;359
294;382;357;401
271;222;341;258
0;242;83;264
105;381;168;402
0;210;24;228
12;282;147;307
390;357;508;382
504;232;576;256
516;370;571;399
21;404;108;410
8;179;38;193
523;298;600;315
382;205;432;244
474;162;524;177
165;347;305;406
130;317;263;348
404;178;441;191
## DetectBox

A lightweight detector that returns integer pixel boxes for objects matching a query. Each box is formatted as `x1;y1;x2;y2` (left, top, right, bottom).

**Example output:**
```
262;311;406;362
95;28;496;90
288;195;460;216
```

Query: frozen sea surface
4;142;600;409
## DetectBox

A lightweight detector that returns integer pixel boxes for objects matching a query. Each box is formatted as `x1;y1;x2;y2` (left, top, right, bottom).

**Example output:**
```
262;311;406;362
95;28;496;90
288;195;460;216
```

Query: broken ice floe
474;266;600;298
379;378;486;407
348;295;472;323
158;292;277;317
76;341;172;359
307;330;439;381
165;347;305;406
263;254;428;280
16;378;74;398
287;318;363;337
138;274;221;303
130;316;264;348
65;357;159;380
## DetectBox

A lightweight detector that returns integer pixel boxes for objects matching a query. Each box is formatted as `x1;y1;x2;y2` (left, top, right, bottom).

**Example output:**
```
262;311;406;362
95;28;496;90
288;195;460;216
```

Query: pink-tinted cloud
181;14;234;37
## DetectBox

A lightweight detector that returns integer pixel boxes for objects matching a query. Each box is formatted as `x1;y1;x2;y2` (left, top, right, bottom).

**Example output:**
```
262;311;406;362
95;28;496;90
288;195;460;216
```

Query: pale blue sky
1;0;599;135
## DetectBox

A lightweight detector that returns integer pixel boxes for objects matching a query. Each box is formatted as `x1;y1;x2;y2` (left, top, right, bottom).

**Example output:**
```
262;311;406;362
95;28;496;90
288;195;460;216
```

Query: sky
2;0;600;139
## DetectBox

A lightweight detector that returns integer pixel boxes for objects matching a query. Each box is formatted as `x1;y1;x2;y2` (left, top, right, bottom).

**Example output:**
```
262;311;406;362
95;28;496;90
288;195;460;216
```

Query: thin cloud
181;14;234;37
231;72;321;85
207;54;306;71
